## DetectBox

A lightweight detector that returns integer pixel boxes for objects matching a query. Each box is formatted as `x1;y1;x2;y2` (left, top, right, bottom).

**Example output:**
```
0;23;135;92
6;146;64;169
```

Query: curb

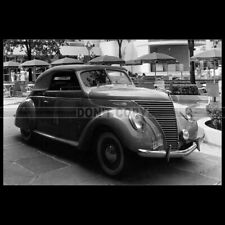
197;117;221;147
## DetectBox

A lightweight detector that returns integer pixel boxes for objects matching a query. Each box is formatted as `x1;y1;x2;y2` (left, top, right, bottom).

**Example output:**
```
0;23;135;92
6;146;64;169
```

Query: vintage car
15;65;205;176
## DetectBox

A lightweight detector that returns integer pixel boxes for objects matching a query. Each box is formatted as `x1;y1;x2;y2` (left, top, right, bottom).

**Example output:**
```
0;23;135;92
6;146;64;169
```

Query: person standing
11;70;15;82
9;85;14;97
14;69;18;81
16;69;21;81
205;67;210;79
24;69;29;82
20;68;26;84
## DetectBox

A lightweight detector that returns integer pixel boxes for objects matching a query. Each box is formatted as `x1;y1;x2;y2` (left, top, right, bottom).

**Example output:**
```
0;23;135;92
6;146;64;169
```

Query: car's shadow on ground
16;133;99;168
14;134;187;184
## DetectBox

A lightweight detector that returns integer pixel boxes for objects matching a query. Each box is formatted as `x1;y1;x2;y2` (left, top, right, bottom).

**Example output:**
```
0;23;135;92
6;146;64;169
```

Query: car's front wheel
96;132;126;176
20;128;33;142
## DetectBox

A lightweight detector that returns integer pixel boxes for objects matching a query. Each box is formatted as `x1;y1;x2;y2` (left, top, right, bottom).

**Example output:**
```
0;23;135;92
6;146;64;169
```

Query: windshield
80;69;132;87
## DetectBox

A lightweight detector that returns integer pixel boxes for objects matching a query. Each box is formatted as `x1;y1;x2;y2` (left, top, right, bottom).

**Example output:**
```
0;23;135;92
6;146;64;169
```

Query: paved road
3;102;221;185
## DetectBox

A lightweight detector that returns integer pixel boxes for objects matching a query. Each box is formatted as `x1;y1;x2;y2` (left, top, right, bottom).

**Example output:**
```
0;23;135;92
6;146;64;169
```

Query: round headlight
182;129;189;140
129;112;145;131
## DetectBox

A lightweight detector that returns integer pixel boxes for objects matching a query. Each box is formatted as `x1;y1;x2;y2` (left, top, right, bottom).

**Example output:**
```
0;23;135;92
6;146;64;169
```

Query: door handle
43;100;48;103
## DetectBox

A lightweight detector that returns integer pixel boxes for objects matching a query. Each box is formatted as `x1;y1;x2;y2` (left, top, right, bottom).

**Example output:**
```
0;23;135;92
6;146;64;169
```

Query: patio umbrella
88;55;125;65
191;48;222;83
3;61;20;68
20;59;50;81
20;59;50;67
135;52;177;80
51;57;83;66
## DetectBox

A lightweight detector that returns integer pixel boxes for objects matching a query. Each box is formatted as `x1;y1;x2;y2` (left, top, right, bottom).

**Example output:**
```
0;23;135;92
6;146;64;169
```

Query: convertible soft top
34;64;127;90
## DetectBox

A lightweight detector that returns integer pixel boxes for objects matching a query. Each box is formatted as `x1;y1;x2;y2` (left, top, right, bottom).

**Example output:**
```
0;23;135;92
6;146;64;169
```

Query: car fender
78;108;164;152
15;98;36;130
175;109;201;141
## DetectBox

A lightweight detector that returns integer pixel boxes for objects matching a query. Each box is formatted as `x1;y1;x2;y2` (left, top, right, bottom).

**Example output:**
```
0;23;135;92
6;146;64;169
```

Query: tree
188;39;196;84
3;39;65;62
210;39;221;48
3;39;65;81
117;40;132;58
117;40;123;59
105;39;125;59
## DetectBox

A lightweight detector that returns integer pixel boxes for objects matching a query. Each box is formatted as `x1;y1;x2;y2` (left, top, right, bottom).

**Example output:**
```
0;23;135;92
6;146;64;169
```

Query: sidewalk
4;97;27;106
199;141;221;158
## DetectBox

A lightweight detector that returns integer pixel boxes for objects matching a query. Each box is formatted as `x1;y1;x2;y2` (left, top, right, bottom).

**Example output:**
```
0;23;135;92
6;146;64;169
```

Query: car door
36;70;70;137
41;90;59;137
49;69;85;142
37;71;62;137
29;69;54;134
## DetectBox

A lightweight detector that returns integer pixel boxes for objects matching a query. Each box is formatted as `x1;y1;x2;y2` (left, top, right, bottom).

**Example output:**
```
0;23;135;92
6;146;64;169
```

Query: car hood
88;85;170;101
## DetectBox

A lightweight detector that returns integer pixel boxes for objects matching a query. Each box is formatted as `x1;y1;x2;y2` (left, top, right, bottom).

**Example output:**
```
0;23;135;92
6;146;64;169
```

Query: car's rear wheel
96;132;126;176
20;128;33;142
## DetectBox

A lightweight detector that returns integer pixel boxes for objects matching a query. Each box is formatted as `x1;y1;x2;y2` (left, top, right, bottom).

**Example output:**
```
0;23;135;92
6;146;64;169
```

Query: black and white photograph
3;39;222;185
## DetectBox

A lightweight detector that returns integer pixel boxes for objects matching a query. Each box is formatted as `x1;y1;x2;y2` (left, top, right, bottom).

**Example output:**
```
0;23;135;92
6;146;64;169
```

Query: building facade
5;39;219;83
98;39;206;78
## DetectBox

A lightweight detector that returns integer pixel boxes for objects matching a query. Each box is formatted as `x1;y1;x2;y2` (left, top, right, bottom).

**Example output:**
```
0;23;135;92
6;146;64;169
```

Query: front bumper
138;142;197;158
137;125;205;160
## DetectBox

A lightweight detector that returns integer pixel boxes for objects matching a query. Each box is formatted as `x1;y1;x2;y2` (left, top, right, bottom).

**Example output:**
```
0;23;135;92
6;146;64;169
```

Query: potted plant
206;102;222;131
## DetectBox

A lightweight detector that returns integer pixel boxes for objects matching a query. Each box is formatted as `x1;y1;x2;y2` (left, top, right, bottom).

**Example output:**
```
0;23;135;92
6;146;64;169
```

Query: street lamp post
85;41;95;62
188;39;196;84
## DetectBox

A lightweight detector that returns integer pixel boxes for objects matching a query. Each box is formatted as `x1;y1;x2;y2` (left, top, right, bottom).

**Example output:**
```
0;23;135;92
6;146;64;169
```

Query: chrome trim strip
32;96;83;100
138;142;197;158
34;130;79;147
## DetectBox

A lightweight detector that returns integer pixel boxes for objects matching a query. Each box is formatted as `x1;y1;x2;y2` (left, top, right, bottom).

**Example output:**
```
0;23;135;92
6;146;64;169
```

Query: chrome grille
135;100;178;150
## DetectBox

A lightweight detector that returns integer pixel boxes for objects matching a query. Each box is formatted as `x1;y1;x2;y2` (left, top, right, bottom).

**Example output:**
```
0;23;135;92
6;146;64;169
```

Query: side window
49;70;81;90
80;70;111;87
106;70;132;85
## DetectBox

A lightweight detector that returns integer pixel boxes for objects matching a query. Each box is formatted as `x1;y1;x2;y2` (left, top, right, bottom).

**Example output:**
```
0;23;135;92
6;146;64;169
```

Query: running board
34;130;79;147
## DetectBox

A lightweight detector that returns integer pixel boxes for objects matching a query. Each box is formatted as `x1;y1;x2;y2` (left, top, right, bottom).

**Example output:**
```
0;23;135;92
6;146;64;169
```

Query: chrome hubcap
105;145;117;163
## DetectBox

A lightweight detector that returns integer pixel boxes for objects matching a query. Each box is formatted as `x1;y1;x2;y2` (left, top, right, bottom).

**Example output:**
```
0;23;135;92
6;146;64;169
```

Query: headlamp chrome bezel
182;129;189;140
128;111;146;131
